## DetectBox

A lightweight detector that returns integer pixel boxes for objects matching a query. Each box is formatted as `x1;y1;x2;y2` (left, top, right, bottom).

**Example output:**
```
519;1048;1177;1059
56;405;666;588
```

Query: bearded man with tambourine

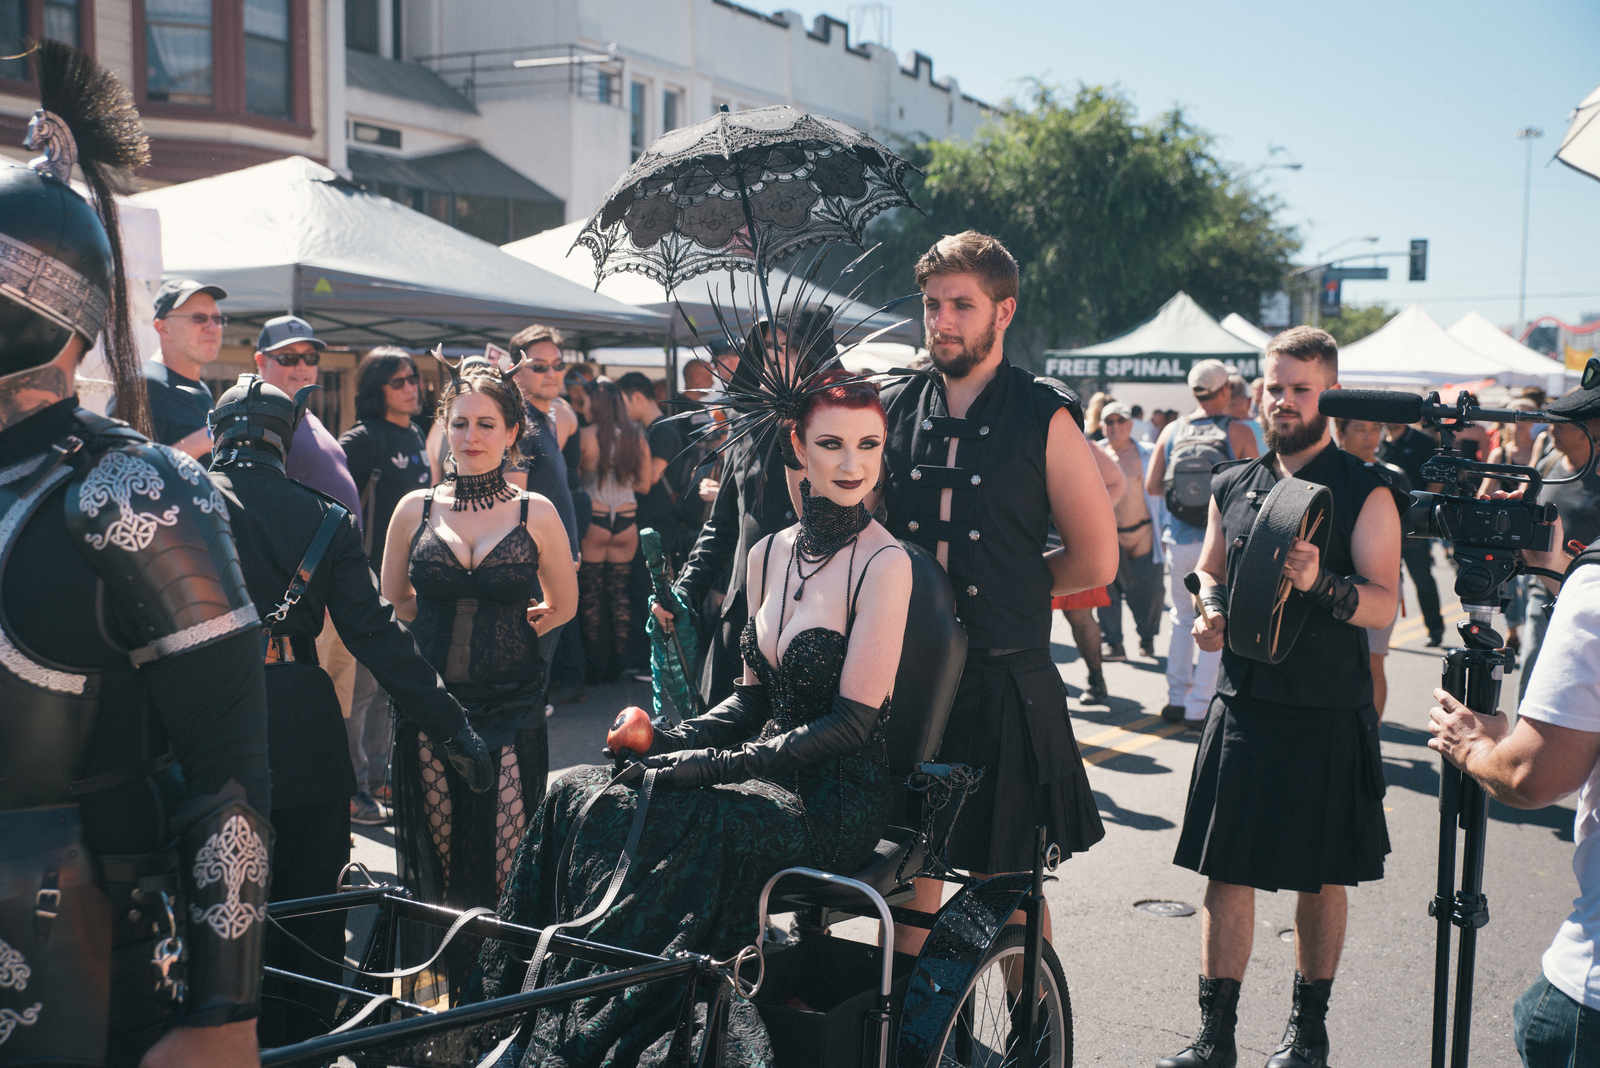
1158;327;1403;1068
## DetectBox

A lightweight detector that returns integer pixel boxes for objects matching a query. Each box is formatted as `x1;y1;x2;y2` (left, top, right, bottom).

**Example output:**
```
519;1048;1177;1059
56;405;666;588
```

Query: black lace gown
473;619;890;1067
395;491;549;996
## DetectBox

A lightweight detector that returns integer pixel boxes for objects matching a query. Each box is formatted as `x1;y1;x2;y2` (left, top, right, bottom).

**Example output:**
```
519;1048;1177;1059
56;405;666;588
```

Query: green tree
1323;303;1396;346
861;83;1301;371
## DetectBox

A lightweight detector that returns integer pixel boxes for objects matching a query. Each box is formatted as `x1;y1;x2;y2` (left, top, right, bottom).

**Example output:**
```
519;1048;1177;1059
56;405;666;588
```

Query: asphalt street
351;551;1574;1067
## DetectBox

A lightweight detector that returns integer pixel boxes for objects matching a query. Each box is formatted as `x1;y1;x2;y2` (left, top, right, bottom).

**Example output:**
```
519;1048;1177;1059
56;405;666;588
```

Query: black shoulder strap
420;487;434;522
263;504;350;633
757;532;779;606
847;544;899;632
520;491;531;525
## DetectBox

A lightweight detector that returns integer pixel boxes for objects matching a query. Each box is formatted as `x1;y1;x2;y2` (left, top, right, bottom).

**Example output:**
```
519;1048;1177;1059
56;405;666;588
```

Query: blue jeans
1514;973;1600;1066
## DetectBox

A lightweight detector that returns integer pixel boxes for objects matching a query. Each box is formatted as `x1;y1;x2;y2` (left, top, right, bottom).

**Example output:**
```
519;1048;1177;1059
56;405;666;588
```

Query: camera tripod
1430;592;1508;1068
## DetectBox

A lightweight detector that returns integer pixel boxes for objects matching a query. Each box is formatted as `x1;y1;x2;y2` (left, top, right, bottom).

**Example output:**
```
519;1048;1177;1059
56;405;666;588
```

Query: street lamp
1317;235;1380;262
1516;126;1544;330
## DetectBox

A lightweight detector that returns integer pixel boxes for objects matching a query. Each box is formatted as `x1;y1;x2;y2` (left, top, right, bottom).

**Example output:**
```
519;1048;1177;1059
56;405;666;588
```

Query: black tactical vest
881;361;1072;651
1215;442;1386;710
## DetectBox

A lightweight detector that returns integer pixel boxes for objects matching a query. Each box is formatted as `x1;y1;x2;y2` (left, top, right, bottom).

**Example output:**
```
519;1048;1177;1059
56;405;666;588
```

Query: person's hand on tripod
1427;687;1510;772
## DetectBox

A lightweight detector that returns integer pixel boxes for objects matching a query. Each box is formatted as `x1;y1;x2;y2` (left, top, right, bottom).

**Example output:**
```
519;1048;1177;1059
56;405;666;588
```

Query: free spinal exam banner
1042;353;1260;383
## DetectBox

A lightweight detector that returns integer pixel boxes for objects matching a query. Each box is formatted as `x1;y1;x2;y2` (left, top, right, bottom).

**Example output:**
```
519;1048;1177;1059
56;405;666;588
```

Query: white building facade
343;0;990;238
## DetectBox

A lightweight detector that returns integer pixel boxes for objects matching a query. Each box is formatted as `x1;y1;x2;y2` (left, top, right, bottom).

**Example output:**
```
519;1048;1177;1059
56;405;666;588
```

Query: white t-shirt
1520;564;1600;1008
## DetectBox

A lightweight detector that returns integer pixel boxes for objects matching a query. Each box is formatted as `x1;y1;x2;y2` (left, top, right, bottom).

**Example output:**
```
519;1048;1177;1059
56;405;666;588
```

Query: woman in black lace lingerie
473;374;913;1065
381;368;578;942
576;376;652;682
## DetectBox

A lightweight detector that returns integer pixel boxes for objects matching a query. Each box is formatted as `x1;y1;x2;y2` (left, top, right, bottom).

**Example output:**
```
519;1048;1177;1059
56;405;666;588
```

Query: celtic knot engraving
0;1005;40;1046
157;443;230;519
189;815;269;940
78;450;180;552
0;939;29;991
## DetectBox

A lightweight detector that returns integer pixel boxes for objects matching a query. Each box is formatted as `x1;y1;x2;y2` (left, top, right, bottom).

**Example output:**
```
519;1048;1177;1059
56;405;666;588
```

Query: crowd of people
10;44;1600;1068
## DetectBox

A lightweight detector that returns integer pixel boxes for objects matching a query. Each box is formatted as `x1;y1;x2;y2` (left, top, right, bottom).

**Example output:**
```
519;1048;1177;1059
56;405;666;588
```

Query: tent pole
667;319;679;399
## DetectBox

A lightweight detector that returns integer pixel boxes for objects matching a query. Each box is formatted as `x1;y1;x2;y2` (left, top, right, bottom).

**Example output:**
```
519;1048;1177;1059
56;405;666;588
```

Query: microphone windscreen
1317;389;1423;425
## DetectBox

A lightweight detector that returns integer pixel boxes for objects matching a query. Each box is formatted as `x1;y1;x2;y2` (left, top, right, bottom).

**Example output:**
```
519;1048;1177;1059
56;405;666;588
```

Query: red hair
795;371;886;440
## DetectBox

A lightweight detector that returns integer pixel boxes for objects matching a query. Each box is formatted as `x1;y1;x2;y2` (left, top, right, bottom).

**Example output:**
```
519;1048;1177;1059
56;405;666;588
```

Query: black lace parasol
571;105;919;294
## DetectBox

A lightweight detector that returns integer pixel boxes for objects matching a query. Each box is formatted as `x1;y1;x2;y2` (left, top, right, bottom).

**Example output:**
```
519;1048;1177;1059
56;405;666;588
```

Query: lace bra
408;490;542;687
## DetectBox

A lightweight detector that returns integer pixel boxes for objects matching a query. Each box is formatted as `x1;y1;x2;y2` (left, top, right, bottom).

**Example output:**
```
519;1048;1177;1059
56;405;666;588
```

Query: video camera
1318;388;1582;612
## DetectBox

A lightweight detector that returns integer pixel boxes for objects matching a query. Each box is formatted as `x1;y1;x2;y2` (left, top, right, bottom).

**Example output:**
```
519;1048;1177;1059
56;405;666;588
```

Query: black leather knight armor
0;407;271;1063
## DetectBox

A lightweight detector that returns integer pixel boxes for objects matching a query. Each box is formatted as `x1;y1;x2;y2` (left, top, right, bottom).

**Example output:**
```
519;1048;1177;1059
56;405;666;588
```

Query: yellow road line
1391;600;1467;646
1077;717;1188;766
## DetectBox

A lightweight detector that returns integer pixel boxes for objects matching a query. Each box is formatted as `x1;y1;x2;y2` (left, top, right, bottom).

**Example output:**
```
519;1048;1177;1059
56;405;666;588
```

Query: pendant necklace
788;478;871;601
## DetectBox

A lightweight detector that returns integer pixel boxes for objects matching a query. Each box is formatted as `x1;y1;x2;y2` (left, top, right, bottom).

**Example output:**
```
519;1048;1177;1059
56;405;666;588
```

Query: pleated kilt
936;648;1106;873
1174;693;1390;893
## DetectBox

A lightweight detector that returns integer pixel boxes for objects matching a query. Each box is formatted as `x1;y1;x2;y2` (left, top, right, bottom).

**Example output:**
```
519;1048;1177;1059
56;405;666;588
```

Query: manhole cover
1134;899;1196;917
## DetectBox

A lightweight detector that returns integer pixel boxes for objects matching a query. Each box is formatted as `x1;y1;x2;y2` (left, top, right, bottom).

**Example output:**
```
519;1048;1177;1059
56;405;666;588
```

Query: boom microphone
1318;389;1559;426
1317;389;1424;424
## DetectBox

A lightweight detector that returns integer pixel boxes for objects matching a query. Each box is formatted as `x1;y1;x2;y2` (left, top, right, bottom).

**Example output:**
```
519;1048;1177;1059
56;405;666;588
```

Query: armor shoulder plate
65;439;259;665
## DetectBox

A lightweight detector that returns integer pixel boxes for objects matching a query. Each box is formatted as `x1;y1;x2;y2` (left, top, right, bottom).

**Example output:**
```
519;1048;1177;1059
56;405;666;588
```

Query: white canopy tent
1220;312;1273;349
502;221;923;349
131;157;665;350
1446;312;1569;394
1339;304;1511;387
1558;83;1600;184
1044;291;1262;382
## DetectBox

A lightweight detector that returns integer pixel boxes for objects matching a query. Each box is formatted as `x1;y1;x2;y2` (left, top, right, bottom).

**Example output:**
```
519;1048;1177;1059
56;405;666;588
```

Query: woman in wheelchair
472;373;913;1064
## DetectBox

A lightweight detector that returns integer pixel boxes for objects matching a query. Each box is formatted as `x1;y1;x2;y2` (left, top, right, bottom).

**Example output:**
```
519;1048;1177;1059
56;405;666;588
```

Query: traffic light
1409;239;1428;282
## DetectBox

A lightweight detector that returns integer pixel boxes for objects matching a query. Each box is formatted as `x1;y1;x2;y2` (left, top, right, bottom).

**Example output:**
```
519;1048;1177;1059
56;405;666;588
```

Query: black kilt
937;649;1105;872
1174;693;1390;892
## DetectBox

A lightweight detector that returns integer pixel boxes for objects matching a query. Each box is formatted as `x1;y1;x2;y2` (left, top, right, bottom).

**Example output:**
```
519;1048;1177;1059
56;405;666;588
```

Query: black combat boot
1264;972;1333;1068
1157;976;1240;1068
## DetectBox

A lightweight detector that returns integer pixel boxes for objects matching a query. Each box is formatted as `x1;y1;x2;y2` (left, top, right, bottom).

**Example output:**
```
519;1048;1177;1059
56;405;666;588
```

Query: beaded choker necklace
788;479;871;601
449;467;518;512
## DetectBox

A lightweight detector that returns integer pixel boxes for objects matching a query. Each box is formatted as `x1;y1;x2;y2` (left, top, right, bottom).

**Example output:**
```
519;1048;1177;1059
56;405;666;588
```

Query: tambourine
1227;477;1333;664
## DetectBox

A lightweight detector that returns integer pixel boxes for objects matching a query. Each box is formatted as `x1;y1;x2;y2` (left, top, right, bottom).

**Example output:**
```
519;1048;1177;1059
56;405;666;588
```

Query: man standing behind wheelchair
873;231;1120;950
1168;326;1401;1068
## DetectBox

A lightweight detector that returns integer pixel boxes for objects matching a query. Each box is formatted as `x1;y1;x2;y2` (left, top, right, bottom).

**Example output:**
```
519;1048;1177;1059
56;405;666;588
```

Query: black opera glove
1301;568;1362;623
652;681;772;754
644;693;882;788
445;726;494;793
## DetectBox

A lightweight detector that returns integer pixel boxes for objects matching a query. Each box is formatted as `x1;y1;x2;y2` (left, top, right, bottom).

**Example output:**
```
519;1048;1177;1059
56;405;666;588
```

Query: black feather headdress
665;242;919;477
28;39;152;436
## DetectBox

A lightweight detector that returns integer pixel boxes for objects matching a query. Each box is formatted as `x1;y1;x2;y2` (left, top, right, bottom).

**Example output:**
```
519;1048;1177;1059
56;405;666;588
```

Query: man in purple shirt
252;315;363;517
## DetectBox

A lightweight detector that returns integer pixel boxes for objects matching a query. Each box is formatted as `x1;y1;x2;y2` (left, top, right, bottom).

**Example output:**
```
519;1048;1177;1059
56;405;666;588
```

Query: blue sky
790;0;1600;333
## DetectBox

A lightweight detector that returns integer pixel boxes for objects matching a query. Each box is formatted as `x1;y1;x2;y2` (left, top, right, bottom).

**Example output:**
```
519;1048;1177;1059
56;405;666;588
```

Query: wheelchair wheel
928;925;1071;1068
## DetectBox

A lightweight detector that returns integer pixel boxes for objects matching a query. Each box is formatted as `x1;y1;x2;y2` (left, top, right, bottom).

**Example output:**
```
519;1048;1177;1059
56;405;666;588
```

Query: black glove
652;681;771;754
644;693;882;788
445;726;494;793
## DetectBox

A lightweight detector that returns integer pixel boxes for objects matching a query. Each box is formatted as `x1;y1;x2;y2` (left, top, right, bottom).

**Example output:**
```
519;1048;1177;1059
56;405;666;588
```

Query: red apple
607;705;654;755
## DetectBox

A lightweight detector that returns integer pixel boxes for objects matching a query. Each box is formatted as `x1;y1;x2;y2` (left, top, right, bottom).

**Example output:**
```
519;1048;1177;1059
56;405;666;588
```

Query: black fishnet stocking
603;561;632;668
416;733;452;895
493;745;528;898
578;561;605;676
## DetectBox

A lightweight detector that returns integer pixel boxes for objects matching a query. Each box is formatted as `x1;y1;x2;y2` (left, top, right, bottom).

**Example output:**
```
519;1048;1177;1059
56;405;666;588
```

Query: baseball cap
1546;357;1600;421
1101;402;1133;421
1188;359;1230;397
153;279;227;319
256;314;326;354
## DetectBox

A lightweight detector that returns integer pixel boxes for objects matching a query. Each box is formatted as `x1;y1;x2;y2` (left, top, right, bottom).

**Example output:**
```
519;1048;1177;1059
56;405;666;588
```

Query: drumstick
1182;572;1206;617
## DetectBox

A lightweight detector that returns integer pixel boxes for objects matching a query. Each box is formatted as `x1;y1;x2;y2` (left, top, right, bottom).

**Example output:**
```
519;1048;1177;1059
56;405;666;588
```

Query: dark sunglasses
267;349;320;367
386;371;420;389
174;313;228;327
1584;356;1599;392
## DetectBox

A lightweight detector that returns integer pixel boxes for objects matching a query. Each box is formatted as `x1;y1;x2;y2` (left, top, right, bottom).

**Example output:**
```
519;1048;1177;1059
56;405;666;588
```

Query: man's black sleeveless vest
881;360;1069;651
1216;442;1386;709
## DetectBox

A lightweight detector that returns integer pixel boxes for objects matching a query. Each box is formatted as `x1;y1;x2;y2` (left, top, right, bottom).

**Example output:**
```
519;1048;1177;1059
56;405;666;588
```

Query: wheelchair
260;543;1072;1067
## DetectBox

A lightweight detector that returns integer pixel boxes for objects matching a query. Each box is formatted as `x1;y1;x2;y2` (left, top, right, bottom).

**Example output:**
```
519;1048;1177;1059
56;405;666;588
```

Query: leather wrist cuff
1303;568;1361;623
180;796;273;1024
1199;587;1229;619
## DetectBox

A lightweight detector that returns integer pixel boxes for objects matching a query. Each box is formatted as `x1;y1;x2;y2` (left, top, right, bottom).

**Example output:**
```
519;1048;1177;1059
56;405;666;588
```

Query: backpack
1164;414;1234;527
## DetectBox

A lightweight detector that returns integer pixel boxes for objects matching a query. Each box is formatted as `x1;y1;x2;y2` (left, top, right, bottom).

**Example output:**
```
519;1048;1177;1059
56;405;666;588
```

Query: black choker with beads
796;478;871;558
449;467;518;512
